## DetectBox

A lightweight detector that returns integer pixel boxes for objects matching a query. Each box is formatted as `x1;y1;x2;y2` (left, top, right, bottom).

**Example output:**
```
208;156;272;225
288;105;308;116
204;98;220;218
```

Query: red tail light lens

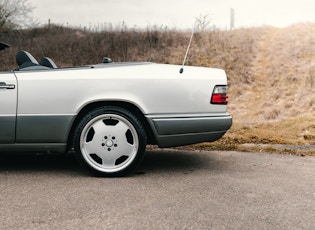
211;85;228;104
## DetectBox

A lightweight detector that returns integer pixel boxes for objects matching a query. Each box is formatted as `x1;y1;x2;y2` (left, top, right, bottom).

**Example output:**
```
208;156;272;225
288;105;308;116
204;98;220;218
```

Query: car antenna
179;29;194;74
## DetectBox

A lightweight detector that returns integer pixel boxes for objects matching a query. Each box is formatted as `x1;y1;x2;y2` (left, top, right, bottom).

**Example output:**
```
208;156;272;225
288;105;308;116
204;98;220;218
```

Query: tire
73;106;147;177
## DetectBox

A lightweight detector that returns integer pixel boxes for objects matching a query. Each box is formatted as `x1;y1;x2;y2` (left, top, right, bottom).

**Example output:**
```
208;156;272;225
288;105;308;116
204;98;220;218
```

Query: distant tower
230;8;235;29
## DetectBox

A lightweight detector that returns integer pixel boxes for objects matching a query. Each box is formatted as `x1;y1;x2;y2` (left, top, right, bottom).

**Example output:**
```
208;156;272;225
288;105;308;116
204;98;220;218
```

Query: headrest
0;42;10;51
39;57;57;68
16;50;39;66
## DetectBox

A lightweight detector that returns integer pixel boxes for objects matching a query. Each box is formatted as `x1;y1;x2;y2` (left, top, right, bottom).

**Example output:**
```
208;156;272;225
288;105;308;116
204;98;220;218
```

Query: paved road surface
0;149;314;229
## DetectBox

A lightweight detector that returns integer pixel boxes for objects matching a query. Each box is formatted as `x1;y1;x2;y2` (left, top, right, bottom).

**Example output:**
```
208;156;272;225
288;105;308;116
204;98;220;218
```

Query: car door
0;73;17;143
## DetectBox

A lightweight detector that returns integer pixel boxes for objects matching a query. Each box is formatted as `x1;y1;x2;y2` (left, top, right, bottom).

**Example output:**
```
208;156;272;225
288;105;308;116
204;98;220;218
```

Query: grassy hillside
227;24;315;148
1;23;314;154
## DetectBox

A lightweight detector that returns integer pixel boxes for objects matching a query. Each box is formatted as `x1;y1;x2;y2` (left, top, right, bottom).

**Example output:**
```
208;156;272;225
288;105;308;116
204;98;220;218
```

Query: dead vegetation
1;23;315;155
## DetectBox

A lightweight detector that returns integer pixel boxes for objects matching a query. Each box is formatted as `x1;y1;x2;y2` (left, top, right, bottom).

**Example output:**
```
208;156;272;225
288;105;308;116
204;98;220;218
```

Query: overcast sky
28;0;315;29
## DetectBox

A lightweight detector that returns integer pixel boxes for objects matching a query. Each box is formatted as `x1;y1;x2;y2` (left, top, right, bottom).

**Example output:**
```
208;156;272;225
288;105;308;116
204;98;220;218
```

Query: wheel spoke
117;140;136;157
111;121;137;158
91;119;107;138
99;152;117;167
111;120;129;137
83;141;102;155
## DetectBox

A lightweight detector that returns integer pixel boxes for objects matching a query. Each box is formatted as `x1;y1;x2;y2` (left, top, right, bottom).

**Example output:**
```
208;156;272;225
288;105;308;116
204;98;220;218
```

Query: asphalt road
0;149;314;230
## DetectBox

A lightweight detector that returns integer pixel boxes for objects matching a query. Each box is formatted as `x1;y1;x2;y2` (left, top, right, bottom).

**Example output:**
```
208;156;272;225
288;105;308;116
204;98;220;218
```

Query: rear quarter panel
13;63;229;144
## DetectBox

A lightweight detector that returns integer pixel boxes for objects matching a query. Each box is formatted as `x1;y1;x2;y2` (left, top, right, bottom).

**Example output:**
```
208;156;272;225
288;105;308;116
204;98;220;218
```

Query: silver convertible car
0;43;232;176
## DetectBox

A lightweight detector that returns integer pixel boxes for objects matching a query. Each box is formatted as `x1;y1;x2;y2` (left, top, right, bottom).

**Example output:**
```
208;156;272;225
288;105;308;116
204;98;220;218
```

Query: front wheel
73;106;147;177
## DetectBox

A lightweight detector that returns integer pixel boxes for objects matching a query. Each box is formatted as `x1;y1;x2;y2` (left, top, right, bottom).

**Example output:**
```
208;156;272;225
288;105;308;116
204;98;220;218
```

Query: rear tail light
211;85;228;104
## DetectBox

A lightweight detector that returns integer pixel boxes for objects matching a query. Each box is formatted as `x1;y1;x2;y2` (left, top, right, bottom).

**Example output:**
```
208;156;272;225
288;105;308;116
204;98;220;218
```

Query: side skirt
0;143;67;154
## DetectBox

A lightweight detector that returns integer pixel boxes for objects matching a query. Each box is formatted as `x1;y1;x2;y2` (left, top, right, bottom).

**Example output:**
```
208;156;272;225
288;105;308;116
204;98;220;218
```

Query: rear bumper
146;113;232;147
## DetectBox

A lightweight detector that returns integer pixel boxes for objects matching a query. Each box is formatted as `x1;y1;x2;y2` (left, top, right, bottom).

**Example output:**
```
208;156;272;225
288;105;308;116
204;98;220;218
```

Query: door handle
0;82;15;89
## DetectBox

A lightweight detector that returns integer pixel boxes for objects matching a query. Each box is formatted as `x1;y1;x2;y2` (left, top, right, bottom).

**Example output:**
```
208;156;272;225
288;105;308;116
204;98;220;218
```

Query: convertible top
0;42;152;71
14;49;152;71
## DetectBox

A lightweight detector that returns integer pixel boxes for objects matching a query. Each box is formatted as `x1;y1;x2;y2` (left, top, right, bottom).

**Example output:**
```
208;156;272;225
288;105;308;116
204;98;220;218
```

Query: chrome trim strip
0;114;16;117
17;113;76;116
146;112;231;119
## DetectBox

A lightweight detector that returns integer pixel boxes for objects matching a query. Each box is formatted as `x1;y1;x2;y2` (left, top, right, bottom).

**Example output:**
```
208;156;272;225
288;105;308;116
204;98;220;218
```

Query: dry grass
1;23;315;155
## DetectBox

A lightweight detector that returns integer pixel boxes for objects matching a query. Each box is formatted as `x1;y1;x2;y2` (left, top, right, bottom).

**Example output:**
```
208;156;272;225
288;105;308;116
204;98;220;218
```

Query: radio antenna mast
179;30;194;74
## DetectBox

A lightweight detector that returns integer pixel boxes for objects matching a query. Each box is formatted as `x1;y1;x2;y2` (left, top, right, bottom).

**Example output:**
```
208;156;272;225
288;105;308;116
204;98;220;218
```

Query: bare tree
0;0;35;32
194;13;213;32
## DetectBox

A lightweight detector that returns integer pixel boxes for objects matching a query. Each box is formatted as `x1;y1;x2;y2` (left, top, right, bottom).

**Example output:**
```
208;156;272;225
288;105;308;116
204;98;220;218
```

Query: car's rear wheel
73;106;147;177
